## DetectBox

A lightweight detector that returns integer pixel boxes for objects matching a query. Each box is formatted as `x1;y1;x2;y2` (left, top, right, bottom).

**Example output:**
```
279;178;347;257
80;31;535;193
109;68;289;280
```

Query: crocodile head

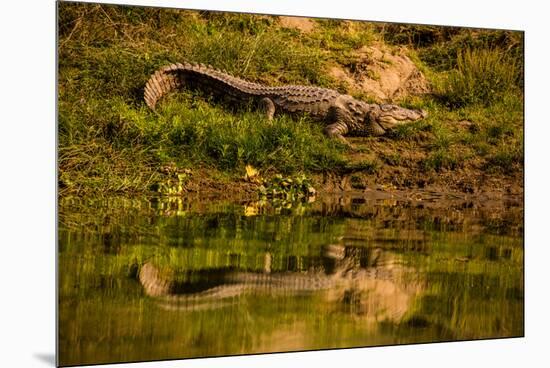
374;104;428;131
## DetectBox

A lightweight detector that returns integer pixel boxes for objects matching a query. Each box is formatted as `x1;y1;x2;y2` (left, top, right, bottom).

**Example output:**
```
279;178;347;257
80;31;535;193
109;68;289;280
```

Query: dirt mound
278;16;316;33
329;44;430;102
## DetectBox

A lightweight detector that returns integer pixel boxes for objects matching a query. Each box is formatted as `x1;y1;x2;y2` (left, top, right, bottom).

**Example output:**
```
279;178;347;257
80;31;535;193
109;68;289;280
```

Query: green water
58;194;523;366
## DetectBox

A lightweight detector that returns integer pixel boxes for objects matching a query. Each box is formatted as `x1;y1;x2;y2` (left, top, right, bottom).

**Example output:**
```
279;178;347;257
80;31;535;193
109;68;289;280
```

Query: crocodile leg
259;97;276;120
366;111;387;136
324;122;351;146
324;106;351;146
324;122;348;140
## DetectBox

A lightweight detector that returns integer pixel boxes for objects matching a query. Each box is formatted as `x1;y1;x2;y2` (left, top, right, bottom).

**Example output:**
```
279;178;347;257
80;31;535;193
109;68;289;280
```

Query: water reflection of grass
59;195;523;282
394;232;523;341
59;197;522;364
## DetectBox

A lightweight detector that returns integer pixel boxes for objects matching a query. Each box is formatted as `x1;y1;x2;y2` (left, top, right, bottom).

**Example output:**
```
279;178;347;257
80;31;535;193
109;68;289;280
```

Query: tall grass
129;94;346;172
436;48;522;107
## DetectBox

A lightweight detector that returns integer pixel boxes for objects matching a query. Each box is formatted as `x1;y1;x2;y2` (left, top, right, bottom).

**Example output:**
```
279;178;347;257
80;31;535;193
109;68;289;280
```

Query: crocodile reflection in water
138;245;424;322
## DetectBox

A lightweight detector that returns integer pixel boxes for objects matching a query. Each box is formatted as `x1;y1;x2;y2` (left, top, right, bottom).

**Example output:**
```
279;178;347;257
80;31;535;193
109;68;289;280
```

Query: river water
58;193;523;366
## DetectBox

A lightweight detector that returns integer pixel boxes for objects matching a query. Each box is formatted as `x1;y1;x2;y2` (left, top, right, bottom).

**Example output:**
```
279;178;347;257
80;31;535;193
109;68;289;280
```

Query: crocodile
144;62;427;144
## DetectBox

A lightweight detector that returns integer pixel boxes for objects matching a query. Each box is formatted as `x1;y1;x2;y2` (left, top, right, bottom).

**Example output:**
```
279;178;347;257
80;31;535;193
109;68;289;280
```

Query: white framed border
1;1;547;367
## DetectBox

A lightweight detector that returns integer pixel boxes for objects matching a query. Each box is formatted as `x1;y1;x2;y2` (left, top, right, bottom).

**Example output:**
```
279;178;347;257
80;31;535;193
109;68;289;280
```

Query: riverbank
58;3;523;201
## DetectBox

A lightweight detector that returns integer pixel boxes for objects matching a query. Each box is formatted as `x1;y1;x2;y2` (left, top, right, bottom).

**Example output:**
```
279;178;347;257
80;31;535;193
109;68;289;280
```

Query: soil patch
279;16;316;33
329;44;430;102
311;134;523;202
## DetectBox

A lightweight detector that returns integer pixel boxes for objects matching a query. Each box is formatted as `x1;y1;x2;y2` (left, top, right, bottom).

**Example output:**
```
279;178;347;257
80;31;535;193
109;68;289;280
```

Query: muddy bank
147;157;522;206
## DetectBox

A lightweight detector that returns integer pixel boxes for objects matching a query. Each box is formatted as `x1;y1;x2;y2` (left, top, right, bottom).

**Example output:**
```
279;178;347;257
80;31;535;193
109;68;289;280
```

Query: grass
435;48;522;107
58;2;524;197
423;148;461;172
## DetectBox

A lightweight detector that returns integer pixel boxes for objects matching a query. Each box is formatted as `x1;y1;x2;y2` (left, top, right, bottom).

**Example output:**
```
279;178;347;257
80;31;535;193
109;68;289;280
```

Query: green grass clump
435;48;522;107
384;25;523;75
422;148;461;172
151;94;347;172
258;174;317;202
484;145;524;174
420;30;522;72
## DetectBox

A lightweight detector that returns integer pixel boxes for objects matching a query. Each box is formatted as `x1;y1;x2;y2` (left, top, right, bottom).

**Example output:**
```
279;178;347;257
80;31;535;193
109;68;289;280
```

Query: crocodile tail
144;63;186;110
144;62;269;110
